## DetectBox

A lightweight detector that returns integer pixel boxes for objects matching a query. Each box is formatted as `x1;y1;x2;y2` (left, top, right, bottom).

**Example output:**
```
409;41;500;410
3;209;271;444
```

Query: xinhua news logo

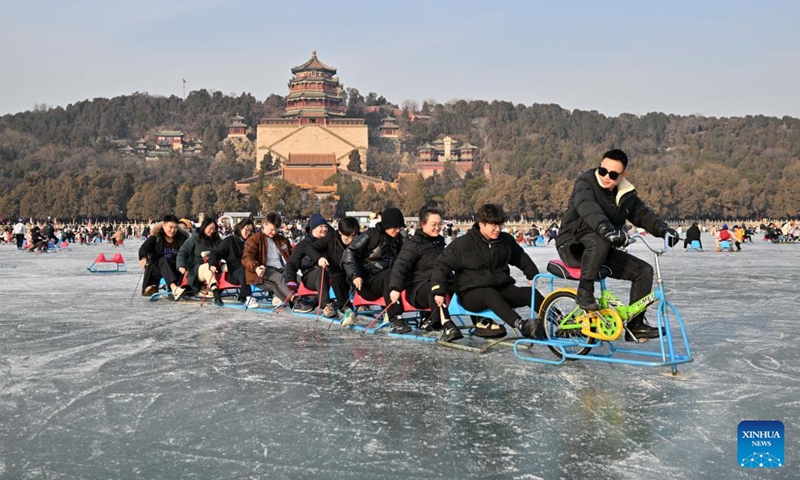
738;420;784;468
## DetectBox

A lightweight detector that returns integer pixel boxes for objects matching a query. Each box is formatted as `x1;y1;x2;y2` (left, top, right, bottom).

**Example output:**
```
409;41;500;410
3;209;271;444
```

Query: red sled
87;253;127;273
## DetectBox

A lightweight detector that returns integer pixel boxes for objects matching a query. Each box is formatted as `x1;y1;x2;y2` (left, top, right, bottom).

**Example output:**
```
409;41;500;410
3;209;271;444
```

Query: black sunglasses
597;166;623;180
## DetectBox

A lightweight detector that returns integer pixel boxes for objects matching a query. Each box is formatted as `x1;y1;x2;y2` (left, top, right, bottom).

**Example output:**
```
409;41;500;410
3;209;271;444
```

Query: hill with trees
1;88;798;221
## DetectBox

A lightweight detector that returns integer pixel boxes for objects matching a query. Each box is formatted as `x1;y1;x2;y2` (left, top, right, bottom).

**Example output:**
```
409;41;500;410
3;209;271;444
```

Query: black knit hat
308;213;328;231
381;208;405;230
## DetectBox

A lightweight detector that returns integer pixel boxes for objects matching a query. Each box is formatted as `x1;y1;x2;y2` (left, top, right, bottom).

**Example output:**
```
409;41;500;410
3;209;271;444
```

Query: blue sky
1;0;798;118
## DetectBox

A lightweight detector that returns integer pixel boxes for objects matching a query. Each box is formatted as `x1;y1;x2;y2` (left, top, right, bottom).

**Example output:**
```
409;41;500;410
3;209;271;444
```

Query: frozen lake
1;233;798;479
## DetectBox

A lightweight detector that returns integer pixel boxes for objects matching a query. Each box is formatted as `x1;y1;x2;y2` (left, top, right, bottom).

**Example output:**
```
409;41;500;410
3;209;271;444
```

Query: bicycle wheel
540;290;596;358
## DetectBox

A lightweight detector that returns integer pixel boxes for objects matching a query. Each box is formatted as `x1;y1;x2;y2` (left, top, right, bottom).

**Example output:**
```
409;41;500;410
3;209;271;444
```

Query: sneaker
294;300;315;313
271;296;283;307
390;317;412;334
323;302;338;318
474;319;506;338
341;308;355;326
143;285;159;296
172;286;186;301
441;321;464;342
625;316;664;341
419;317;442;332
244;296;260;309
519;317;545;340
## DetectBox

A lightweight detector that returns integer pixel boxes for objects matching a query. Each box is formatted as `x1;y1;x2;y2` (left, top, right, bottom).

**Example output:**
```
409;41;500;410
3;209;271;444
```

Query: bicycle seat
546;260;611;281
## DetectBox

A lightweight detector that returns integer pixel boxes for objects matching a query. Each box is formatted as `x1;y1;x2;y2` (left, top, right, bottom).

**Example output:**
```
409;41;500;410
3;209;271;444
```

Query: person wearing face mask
241;212;294;309
206;217;255;306
556;149;680;342
341;207;407;333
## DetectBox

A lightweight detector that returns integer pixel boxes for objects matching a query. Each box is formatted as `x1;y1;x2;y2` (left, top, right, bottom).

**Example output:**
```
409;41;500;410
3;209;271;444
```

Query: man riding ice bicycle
556;149;680;341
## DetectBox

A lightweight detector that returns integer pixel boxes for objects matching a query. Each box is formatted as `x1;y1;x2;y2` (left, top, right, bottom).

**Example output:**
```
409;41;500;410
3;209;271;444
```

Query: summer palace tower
255;51;368;172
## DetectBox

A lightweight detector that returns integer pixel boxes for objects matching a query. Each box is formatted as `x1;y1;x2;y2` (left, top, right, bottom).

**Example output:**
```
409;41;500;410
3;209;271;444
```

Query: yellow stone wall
255;123;368;171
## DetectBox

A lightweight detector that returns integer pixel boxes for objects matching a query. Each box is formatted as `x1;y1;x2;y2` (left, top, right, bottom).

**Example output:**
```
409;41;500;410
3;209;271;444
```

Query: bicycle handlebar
628;232;679;254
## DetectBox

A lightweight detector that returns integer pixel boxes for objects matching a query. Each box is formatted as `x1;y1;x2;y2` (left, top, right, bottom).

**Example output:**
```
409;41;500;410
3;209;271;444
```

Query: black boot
441;321;463;342
212;287;224;306
390;316;411;334
625;315;664;341
517;317;545;340
576;280;599;311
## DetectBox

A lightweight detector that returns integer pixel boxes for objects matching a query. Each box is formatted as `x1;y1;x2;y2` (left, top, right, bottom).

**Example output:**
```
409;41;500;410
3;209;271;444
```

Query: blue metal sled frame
513;272;693;373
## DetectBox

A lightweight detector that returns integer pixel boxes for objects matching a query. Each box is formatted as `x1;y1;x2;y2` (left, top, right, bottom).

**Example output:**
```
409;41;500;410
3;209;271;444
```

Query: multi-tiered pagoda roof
284;51;346;119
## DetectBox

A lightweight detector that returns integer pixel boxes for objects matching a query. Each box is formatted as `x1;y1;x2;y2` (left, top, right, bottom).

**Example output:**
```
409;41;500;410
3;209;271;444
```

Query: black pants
558;232;654;305
229;266;251;300
302;267;351;311
148;257;180;289
460;284;543;325
410;281;451;325
359;270;401;318
683;237;702;249
15;233;24;249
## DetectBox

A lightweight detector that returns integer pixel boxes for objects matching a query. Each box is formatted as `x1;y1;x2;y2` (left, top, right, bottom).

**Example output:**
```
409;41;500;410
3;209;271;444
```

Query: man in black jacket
430;204;545;340
342;207;407;333
556;149;679;341
138;214;190;300
296;216;360;317
284;213;354;318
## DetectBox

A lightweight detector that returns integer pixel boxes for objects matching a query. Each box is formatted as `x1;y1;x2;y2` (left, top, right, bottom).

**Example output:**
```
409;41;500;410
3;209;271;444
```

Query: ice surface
1;233;798;479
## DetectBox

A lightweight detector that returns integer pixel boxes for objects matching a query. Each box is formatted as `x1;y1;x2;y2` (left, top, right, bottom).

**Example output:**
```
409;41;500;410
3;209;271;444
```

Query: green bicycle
519;233;693;373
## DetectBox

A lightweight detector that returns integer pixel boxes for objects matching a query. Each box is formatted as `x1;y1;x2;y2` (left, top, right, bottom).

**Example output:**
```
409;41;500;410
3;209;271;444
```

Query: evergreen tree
347;150;362;173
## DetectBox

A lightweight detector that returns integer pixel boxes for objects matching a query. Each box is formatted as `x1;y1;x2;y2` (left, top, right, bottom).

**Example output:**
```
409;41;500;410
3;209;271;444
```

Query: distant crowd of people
0;218;147;252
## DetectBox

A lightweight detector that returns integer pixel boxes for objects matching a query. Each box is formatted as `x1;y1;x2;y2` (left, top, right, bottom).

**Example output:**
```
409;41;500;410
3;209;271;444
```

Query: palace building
226;114;247;139
237;52;394;200
378;116;400;138
255;51;368;173
415;136;488;178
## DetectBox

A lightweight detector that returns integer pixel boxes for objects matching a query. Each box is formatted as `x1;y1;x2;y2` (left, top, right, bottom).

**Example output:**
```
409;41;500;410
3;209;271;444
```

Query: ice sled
86;253;127;273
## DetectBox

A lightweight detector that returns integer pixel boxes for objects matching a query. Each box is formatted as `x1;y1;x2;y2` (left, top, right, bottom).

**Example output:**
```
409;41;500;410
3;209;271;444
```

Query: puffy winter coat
207;231;246;274
285;227;351;282
284;233;326;283
556;168;667;249
389;230;446;297
138;224;190;292
685;224;702;241
430;223;539;295
342;222;403;281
